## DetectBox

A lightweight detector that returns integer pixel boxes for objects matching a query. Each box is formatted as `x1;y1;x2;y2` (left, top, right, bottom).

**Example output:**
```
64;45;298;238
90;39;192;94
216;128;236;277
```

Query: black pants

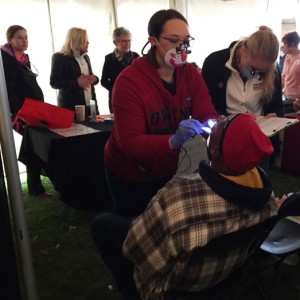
26;163;45;195
91;212;141;300
105;163;171;218
15;128;45;195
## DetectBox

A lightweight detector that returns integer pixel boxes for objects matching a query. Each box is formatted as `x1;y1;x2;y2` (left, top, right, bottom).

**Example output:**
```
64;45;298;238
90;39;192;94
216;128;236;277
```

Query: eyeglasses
207;114;245;174
118;39;131;43
207;114;240;167
159;36;195;54
245;54;268;78
247;66;267;77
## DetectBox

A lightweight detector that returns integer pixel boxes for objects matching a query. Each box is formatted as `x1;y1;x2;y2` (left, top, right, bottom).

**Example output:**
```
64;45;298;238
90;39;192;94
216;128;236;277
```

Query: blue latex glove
202;118;217;134
170;119;203;149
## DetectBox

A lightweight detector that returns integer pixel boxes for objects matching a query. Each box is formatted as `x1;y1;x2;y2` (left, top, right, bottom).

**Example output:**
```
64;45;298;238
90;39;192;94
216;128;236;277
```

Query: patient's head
208;114;274;175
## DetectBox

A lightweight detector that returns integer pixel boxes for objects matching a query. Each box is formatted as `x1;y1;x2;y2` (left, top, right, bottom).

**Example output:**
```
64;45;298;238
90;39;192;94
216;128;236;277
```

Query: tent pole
0;51;39;300
112;0;118;29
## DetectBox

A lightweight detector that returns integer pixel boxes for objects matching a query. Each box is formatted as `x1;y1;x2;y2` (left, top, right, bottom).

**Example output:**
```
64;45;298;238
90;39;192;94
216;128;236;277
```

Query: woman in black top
50;27;99;117
1;25;51;197
101;27;139;113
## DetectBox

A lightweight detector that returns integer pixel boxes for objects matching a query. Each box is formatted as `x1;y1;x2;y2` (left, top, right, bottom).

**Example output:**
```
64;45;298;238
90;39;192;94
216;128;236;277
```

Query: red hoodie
105;56;218;181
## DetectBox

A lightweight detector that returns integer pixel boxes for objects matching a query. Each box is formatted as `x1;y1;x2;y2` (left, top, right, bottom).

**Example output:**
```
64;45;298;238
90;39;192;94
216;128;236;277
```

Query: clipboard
256;116;299;137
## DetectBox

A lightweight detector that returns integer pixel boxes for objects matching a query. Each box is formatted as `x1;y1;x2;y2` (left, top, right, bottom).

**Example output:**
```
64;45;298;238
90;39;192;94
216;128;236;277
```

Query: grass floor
21;167;299;300
22;178;122;300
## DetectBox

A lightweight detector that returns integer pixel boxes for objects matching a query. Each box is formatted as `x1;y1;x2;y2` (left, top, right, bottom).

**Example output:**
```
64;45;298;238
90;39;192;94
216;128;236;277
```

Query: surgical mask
164;45;188;68
242;66;256;80
242;66;266;81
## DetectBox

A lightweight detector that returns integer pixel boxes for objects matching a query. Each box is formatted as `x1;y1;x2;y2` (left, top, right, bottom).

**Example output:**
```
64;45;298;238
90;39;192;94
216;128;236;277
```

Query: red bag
13;98;75;130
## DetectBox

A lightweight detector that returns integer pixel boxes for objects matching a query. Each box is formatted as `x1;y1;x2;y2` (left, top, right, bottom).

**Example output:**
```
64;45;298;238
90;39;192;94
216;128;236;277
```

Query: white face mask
155;38;188;68
164;46;188;67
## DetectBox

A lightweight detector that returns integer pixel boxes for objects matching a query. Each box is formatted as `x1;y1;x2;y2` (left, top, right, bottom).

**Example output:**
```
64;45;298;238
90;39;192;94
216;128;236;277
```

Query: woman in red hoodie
104;9;218;217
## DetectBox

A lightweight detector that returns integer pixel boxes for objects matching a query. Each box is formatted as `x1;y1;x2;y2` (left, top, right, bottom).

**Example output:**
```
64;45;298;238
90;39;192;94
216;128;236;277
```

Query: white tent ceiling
0;2;298;298
0;0;298;113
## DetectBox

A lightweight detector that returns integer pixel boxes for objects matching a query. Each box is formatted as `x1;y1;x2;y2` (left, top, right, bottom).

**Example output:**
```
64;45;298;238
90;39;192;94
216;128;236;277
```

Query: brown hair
6;25;26;42
282;31;300;47
142;9;188;68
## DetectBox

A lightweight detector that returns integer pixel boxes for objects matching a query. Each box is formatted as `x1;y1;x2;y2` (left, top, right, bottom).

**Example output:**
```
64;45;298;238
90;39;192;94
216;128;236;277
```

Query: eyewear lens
160;36;195;54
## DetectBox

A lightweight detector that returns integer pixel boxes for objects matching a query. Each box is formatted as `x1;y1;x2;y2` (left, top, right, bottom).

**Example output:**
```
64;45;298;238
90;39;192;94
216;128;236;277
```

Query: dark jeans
91;212;141;300
105;163;171;218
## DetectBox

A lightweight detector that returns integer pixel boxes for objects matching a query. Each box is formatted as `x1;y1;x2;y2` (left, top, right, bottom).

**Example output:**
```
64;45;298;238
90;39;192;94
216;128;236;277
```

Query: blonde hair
60;27;88;55
242;26;279;102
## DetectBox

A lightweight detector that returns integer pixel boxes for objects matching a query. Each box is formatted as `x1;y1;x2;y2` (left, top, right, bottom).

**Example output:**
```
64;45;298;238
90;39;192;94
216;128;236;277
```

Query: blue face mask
242;66;255;80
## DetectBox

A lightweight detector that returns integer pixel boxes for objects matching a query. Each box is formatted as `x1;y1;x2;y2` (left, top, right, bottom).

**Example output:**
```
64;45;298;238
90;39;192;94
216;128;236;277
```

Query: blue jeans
91;212;141;300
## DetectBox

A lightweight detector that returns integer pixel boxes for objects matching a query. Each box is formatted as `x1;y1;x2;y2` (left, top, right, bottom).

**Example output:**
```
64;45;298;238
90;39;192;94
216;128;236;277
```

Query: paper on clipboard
256;116;299;137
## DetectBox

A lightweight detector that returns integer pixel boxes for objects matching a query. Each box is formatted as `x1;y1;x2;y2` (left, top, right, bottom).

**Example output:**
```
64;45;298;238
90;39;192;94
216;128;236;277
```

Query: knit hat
221;114;274;173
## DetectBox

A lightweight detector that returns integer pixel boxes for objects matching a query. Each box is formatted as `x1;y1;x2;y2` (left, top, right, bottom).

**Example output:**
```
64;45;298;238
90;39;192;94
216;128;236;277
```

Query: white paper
176;135;208;176
49;123;99;137
256;116;299;137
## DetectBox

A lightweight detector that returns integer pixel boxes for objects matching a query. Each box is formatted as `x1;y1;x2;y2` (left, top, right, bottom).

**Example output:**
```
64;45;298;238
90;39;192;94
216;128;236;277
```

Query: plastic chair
259;191;300;269
247;192;300;300
162;192;300;300
260;218;300;269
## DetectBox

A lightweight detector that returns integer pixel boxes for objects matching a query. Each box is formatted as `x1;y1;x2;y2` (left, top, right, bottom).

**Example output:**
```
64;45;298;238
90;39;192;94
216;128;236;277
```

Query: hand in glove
170;119;203;149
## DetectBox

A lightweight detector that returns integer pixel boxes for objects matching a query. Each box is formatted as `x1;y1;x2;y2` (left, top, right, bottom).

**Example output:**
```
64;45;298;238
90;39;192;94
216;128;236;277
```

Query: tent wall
0;0;298;114
0;1;299;299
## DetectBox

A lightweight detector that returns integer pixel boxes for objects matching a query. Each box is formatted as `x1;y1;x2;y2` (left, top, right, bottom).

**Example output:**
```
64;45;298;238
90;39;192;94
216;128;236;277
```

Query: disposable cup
75;105;85;121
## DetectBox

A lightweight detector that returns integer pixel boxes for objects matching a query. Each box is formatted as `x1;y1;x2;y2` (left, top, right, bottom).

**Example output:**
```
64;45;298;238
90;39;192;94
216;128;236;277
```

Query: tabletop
19;120;114;211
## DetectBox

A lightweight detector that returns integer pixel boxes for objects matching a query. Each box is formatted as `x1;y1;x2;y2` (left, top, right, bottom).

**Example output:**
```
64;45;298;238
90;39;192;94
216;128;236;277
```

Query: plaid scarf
113;48;135;67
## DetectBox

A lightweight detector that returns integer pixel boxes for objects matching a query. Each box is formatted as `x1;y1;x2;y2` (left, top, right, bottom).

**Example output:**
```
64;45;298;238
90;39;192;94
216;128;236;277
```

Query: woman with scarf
101;27;139;113
1;25;51;197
